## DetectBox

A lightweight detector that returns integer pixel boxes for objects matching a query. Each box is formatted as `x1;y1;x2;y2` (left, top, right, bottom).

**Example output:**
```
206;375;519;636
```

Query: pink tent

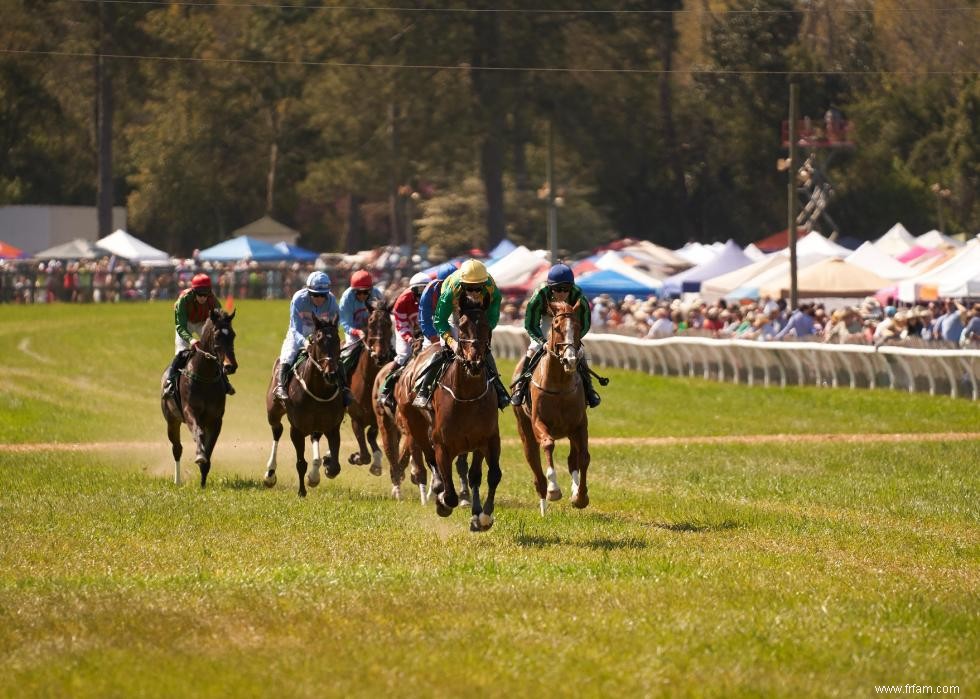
896;245;930;263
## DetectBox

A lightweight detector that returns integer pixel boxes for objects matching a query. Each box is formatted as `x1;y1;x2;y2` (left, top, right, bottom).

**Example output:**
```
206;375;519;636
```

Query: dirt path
2;432;978;454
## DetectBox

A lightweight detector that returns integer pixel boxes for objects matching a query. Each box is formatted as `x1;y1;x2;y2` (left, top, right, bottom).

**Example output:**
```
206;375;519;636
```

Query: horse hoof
372;450;383;471
306;472;320;488
194;455;207;466
348;453;361;465
547;488;563;502
479;512;494;530
470;515;482;532
571;493;590;509
263;472;277;488
325;466;341;480
298;489;307;498
391;485;402;500
435;502;453;518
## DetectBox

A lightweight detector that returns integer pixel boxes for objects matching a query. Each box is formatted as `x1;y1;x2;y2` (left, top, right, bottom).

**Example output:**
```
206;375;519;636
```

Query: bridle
547;310;581;371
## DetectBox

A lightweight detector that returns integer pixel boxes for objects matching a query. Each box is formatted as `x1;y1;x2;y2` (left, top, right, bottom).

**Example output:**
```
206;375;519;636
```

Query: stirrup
274;385;288;401
587;392;601;408
412;392;430;408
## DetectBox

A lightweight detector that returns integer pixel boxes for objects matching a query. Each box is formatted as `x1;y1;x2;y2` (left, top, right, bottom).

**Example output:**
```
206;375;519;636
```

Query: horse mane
549;300;575;316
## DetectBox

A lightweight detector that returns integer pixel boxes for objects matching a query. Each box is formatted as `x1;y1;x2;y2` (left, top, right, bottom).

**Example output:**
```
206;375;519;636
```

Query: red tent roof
753;228;810;253
0;240;24;259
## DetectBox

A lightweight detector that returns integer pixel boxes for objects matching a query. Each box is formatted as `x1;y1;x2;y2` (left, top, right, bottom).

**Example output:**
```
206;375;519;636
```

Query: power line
2;48;977;75
61;0;980;15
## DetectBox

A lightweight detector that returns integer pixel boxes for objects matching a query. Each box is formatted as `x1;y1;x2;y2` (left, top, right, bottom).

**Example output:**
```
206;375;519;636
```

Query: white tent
486;245;549;291
699;254;785;304
795;231;852;257
721;253;829;300
674;241;722;266
915;229;963;249
895;238;980;300
619;240;690;270
743;243;768;261
872;222;917;257
96;229;171;266
761;257;894;299
845;242;916;281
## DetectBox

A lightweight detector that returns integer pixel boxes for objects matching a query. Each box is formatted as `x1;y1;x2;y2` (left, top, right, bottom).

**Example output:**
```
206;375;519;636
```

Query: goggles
193;289;211;297
550;283;572;293
310;291;326;299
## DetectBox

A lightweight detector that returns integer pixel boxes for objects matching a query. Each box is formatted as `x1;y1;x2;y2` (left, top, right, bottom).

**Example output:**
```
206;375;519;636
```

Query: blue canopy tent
663;240;754;296
197;235;291;262
485;238;518;266
576;268;661;300
275;241;319;262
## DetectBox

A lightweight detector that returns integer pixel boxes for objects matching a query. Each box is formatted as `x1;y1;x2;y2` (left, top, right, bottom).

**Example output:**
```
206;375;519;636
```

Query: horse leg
290;426;307;497
541;434;561;508
479;437;502;531
515;408;551;514
366;424;383;477
347;416;370;467
264;421;283;487
467;452;485;532
456;453;471;506
569;424;591;509
167;416;183;485
183;414;210;488
307;434;322;488
198;416;222;488
433;444;457;517
324;427;342;479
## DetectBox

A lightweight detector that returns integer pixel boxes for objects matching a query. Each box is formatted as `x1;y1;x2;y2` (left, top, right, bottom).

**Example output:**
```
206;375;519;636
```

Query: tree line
1;0;977;259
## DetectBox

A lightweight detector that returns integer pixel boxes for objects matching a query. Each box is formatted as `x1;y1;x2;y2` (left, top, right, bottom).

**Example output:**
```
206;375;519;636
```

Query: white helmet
409;272;430;290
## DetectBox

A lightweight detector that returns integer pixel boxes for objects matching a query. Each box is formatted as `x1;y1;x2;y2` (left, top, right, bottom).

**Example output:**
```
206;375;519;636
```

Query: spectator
774;303;816;340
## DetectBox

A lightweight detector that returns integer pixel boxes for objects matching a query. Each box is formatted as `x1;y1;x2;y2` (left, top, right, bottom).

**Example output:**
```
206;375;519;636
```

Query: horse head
203;308;238;374
455;307;490;376
309;314;341;379
365;300;394;363
548;300;582;374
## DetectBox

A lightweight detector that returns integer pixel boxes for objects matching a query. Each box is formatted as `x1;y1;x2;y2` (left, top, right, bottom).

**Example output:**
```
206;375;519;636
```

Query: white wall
0;206;127;254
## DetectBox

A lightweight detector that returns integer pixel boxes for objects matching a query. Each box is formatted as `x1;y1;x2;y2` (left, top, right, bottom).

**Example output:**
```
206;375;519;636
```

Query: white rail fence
492;326;980;401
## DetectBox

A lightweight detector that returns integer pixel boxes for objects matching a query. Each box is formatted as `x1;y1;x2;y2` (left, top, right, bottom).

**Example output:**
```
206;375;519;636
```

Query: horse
263;315;345;497
345;301;393;476
161;308;238;488
426;305;501;531
512;300;591;514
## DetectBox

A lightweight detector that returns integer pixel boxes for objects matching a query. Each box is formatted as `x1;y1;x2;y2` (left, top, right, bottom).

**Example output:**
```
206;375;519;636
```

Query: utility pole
546;119;558;264
787;82;799;310
96;0;114;238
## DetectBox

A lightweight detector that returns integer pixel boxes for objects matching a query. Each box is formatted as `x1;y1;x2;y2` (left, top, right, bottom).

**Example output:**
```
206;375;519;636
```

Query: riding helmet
459;259;489;285
306;271;332;293
409;272;430;290
350;270;374;290
547;263;574;287
435;262;457;281
191;273;212;290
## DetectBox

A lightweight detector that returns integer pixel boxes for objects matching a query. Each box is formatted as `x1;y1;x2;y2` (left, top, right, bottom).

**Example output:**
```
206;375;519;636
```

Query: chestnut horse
426;306;501;531
373;342;427;502
512;300;590;515
263;315;345;497
161;308;238;487
346;302;393;475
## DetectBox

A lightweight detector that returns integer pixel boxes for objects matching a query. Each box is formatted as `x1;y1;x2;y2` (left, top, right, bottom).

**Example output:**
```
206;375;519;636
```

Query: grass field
0;301;978;697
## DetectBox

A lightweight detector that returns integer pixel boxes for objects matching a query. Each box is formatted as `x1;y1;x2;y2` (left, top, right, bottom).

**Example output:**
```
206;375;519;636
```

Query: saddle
339;341;363;376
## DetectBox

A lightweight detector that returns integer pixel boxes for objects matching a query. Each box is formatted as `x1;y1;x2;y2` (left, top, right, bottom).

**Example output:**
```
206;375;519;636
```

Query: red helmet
350;270;373;290
190;273;212;290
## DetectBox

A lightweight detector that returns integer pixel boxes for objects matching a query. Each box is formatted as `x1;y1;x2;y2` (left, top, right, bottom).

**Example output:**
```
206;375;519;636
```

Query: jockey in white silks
377;271;431;409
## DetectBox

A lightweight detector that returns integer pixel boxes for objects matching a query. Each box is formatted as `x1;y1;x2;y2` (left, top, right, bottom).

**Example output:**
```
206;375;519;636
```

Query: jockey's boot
162;350;190;397
509;348;543;407
484;352;511;410
274;362;291;401
378;364;403;410
578;361;601;408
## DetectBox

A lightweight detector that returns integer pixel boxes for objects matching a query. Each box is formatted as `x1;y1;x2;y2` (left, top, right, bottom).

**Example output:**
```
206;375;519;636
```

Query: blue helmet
306;271;332;294
435;262;457;281
547;263;574;286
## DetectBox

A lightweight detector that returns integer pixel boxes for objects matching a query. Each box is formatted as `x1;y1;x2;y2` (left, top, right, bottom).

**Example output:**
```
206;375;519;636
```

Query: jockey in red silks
376;272;430;409
163;273;234;397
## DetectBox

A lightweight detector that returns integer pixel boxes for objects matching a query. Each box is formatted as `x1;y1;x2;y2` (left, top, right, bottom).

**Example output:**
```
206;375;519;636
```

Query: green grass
0;302;978;697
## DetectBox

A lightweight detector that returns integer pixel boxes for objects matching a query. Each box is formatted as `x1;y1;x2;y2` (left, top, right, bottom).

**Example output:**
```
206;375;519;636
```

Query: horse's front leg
467;451;486;532
433;444;458;517
166;416;183;485
347;415;371;467
456;453;471;506
569;423;591;509
183;411;210;487
538;431;562;506
198;416;222;488
264;420;283;488
516;408;551;514
479;436;502;531
290;426;308;497
366;423;383;476
306;433;322;488
324;426;342;479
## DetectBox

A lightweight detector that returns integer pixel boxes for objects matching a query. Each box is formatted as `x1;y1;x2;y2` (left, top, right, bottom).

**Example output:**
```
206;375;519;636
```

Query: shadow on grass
514;532;648;551
654;519;740;533
216;476;264;491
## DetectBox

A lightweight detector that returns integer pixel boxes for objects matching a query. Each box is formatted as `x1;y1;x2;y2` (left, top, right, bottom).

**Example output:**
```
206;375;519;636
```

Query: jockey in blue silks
418;262;458;348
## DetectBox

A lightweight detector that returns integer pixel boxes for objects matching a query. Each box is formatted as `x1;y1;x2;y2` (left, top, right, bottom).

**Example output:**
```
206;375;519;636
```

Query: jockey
510;263;601;408
274;271;351;404
377;271;430;410
163;273;234;397
419;262;458;348
412;259;510;410
338;269;384;346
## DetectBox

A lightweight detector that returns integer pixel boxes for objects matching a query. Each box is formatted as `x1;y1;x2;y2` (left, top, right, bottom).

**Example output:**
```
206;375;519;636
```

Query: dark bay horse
346;302;393;476
263;315;345;497
161;308;238;487
427;306;501;531
512;300;590;514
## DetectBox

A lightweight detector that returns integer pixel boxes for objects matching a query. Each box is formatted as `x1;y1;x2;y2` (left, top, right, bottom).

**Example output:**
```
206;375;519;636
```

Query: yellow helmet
459;259;489;285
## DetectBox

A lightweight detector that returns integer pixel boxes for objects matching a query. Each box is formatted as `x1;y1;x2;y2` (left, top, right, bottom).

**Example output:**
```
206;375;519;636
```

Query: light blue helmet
436;262;457;281
306;271;332;294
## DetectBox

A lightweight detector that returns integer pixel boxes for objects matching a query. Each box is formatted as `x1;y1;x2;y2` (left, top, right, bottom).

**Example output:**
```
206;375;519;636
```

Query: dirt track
2;432;978;454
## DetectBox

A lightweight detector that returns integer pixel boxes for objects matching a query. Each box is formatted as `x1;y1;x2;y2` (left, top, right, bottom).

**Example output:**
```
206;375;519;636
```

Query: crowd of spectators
2;257;978;349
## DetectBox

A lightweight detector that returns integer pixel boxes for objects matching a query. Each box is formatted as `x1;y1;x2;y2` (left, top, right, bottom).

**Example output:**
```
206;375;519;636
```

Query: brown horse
426;306;501;531
374;347;425;502
512;300;591;514
346;301;393;475
263;315;345;497
161;308;238;488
